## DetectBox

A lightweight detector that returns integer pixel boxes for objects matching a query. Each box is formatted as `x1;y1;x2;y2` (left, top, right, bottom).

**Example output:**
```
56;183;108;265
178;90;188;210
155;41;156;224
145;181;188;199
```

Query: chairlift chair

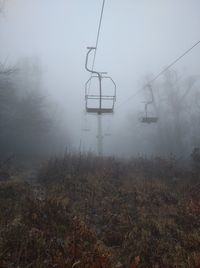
85;75;116;114
85;47;116;115
140;84;158;124
140;103;158;123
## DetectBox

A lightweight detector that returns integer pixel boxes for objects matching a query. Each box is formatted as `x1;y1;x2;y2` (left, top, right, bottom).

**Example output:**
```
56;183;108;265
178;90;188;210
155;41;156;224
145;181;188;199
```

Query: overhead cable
91;0;106;72
116;39;200;111
149;39;200;84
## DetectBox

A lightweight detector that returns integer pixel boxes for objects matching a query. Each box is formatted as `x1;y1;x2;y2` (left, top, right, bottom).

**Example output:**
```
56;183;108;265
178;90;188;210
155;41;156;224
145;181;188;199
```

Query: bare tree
153;70;198;157
0;1;14;75
0;61;16;75
0;0;5;13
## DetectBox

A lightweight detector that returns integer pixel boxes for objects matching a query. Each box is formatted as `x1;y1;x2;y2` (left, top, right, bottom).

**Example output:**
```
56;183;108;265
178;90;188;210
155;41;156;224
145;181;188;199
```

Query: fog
0;0;200;158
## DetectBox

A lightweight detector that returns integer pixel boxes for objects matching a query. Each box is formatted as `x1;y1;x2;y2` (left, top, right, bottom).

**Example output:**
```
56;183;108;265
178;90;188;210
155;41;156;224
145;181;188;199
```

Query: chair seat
86;107;114;114
141;117;158;123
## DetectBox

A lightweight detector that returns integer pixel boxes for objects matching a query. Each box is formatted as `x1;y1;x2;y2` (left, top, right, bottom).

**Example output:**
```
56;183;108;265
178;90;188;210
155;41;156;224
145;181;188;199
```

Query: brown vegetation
0;152;200;267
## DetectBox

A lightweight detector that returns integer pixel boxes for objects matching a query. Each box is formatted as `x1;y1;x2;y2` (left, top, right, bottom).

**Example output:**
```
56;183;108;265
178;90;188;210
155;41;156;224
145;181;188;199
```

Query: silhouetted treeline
121;70;200;158
152;70;200;157
0;58;63;160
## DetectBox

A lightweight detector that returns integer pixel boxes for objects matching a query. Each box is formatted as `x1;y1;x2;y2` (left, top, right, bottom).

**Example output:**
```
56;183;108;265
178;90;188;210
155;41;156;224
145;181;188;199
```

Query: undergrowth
0;151;200;267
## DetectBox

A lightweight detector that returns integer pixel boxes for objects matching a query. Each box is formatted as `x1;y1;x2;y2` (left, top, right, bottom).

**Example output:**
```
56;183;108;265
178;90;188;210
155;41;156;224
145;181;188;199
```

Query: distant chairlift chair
140;84;158;124
85;47;116;115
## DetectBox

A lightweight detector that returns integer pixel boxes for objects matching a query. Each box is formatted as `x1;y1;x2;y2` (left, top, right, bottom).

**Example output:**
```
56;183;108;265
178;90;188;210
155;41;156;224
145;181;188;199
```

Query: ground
0;154;200;267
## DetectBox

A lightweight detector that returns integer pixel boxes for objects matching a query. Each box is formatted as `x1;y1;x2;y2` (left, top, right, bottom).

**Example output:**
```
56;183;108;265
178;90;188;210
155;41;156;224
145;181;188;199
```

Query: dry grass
0;152;200;267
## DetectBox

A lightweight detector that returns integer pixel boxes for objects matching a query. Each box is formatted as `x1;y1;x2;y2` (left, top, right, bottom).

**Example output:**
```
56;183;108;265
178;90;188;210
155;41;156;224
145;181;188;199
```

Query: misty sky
0;0;200;155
